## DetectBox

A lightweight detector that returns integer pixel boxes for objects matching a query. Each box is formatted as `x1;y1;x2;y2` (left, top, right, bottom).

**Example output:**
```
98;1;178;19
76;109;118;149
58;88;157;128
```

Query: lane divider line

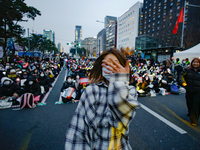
140;103;187;134
55;68;68;104
40;67;64;104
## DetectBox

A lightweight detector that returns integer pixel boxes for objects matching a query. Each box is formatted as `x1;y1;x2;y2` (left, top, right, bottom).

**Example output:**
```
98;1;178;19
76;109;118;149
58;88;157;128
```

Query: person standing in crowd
186;58;190;66
180;58;200;126
65;49;140;150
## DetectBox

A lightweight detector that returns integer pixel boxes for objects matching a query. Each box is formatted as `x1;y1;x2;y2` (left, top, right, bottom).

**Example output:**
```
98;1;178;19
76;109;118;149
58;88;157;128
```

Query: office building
140;0;200;49
106;21;117;49
57;43;62;53
117;1;143;50
43;30;55;43
104;16;117;28
81;37;97;57
75;25;82;44
97;29;106;56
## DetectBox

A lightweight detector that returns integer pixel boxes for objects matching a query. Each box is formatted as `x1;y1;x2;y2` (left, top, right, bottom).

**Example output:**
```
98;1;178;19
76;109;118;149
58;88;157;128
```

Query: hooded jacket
24;76;41;96
0;77;22;97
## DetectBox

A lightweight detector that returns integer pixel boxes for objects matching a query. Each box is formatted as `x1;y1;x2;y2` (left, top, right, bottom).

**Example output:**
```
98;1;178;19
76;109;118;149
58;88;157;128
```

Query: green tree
20;34;58;56
0;0;41;56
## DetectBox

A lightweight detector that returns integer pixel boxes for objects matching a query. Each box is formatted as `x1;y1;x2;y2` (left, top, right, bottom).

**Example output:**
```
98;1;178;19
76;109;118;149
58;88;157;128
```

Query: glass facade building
104;16;117;28
106;21;117;49
140;0;200;49
43;29;55;43
75;25;82;41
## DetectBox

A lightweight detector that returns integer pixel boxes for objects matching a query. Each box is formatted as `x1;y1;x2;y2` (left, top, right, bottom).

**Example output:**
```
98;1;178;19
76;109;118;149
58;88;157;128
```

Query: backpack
170;84;179;95
20;93;36;109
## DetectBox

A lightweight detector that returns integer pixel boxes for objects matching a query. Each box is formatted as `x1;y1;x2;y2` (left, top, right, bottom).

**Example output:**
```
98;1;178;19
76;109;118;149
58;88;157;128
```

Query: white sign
0;46;3;58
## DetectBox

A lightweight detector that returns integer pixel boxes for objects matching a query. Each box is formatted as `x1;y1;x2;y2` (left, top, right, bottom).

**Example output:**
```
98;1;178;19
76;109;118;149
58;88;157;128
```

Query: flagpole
181;0;186;48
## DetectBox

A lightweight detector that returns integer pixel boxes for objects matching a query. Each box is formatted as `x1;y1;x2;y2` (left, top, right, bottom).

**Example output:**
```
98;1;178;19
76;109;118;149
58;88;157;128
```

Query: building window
170;2;173;6
177;6;180;9
163;19;166;21
148;30;150;32
164;12;166;15
148;25;150;27
153;17;155;20
158;15;160;18
149;14;151;17
159;3;161;6
170;9;173;13
157;27;160;30
149;19;151;22
153;12;156;15
158;9;161;12
152;28;155;31
164;6;167;9
169;16;172;19
158;20;160;24
164;0;167;2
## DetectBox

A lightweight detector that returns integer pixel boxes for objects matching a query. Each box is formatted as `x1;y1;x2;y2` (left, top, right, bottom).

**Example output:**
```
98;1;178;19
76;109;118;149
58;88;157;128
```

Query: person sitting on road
23;76;41;97
67;67;76;80
47;68;55;83
0;77;22;105
38;70;50;93
60;76;76;103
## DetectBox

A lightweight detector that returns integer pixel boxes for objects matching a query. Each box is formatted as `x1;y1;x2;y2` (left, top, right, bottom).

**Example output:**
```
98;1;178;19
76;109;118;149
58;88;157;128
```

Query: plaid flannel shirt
65;73;140;150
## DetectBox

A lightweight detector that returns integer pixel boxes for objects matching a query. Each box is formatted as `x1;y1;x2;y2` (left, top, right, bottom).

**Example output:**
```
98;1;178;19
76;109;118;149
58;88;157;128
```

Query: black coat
180;68;200;93
24;76;41;96
0;82;22;97
38;75;49;87
60;81;75;92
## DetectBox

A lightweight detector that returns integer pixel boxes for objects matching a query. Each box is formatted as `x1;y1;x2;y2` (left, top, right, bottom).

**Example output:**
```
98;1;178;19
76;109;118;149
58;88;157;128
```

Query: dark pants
186;92;200;124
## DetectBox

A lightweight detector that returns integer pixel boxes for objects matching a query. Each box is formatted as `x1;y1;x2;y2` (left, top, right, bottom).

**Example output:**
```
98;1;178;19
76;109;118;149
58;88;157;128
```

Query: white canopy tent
174;43;200;61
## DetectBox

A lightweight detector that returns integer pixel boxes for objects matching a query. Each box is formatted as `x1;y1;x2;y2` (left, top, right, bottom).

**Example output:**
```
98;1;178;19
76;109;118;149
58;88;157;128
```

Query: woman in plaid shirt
65;49;140;150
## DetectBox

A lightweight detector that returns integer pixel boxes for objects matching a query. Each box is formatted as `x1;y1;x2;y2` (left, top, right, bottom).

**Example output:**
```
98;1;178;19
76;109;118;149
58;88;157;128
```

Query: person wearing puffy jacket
0;77;22;104
180;58;200;126
24;76;41;97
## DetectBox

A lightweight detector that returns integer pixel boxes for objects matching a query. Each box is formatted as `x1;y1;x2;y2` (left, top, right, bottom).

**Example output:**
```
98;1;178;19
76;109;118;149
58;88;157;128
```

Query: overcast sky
20;0;143;53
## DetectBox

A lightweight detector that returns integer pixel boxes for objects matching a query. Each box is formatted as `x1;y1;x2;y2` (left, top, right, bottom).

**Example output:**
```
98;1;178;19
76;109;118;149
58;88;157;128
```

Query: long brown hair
89;49;131;84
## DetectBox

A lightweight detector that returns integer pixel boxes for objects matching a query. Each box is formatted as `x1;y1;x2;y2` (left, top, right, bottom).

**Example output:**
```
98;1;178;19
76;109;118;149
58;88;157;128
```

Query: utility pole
28;28;30;51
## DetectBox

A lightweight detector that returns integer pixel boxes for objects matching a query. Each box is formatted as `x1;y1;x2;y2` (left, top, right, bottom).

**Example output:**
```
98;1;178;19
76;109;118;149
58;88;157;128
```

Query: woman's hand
102;58;131;74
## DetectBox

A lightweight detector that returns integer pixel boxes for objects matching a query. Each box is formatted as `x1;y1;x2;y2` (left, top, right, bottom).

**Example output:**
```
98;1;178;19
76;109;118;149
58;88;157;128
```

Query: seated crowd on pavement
0;55;63;105
0;53;194;103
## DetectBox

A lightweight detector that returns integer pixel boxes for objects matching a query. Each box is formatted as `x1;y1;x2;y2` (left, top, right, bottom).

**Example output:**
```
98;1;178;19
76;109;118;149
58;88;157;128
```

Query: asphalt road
0;67;200;150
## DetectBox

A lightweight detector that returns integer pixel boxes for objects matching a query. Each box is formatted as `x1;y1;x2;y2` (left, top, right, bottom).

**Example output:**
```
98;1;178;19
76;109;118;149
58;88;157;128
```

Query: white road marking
58;68;68;103
140;103;187;134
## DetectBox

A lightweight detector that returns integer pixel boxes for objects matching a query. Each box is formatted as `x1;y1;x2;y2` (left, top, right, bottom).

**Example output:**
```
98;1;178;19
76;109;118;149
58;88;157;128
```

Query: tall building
81;37;97;57
104;16;117;28
97;29;106;56
106;21;117;49
117;1;143;50
57;42;62;53
75;25;82;42
140;0;200;49
43;29;55;43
